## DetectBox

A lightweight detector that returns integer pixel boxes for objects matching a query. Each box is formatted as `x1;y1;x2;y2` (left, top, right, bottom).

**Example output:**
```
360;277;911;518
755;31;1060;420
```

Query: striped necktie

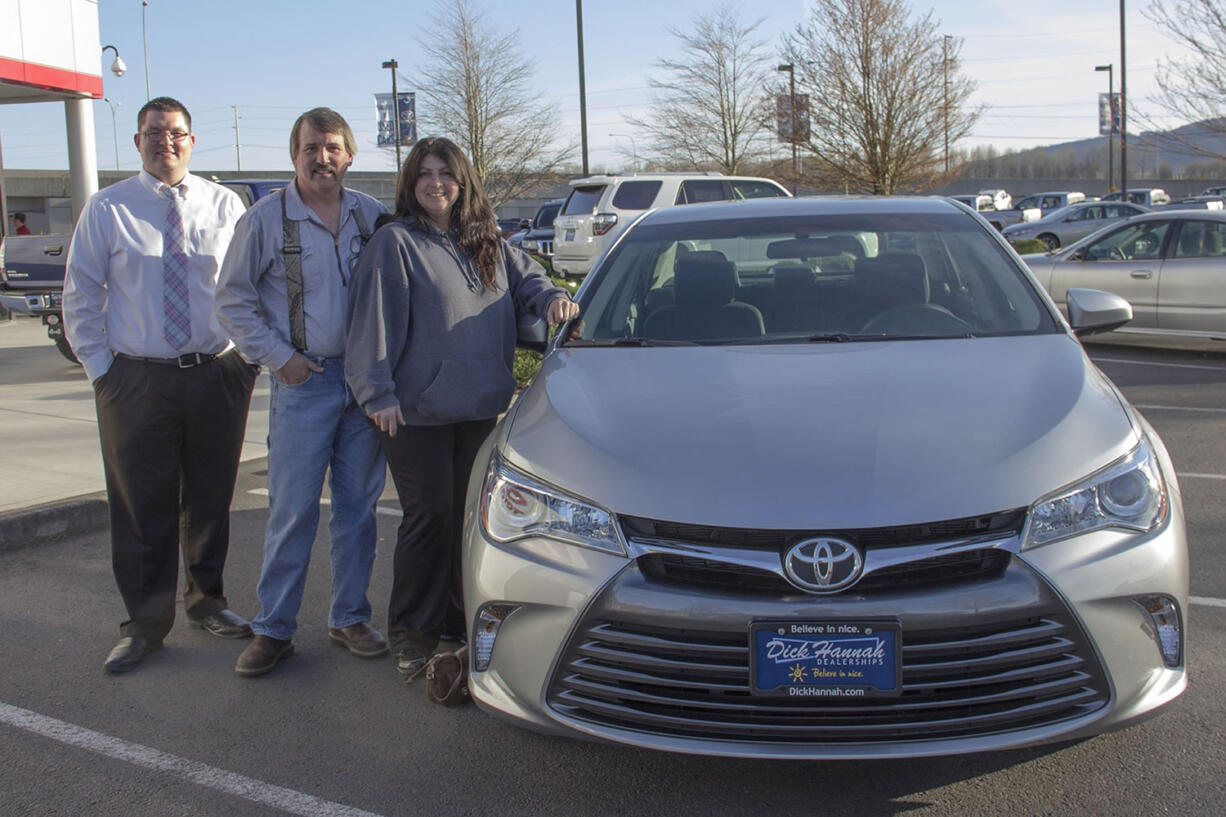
162;186;191;348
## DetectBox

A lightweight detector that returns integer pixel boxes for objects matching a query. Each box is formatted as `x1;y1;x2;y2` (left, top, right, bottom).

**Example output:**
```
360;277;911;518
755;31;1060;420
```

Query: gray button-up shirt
215;180;387;370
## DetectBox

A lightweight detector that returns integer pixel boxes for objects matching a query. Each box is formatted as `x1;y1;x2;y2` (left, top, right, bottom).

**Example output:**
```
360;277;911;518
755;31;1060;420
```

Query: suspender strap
280;191;308;352
280;191;372;354
353;206;372;246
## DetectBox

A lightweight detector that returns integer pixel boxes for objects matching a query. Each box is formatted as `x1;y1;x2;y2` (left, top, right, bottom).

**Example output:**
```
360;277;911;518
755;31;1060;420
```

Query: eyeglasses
141;130;191;143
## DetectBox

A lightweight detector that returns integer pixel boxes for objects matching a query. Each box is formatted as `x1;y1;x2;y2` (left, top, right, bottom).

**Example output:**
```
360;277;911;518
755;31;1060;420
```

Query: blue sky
0;0;1188;175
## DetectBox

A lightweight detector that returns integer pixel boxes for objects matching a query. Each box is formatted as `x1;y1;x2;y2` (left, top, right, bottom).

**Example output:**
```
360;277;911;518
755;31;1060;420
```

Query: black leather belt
115;351;227;368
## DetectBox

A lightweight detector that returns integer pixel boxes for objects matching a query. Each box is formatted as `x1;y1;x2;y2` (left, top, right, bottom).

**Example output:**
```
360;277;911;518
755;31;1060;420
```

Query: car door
1060;204;1108;244
1156;219;1226;333
1048;220;1170;328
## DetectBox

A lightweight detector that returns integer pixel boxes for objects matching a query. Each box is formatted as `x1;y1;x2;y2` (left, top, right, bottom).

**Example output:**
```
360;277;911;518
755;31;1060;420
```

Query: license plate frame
748;620;902;699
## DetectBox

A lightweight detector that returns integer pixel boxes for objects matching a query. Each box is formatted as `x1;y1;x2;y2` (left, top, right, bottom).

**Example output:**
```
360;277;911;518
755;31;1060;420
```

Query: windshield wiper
563;337;700;347
805;333;854;343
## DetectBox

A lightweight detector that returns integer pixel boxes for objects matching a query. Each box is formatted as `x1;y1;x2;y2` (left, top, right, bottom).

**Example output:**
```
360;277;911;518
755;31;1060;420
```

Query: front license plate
749;620;902;698
564;229;575;242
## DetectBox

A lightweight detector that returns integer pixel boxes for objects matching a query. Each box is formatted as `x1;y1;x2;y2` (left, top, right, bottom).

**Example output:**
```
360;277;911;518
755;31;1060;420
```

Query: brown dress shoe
234;635;293;677
328;621;389;658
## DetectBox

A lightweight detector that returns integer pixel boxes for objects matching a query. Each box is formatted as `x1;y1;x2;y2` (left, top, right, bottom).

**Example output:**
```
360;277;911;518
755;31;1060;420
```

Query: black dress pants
380;418;496;653
93;353;257;641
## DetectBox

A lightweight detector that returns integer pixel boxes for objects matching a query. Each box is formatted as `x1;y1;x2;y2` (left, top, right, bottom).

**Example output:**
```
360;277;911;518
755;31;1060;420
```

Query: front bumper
463;486;1187;759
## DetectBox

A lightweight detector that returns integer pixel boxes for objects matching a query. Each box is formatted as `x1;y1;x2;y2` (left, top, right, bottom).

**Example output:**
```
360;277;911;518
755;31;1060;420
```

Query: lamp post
777;64;797;193
608;133;637;171
382;59;402;170
103;97;120;170
576;0;589;175
1096;64;1115;193
1119;0;1128;197
141;1;150;100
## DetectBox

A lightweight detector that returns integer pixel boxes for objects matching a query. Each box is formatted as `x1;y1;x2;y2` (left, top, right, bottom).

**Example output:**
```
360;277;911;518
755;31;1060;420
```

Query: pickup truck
1;178;285;363
952;191;1086;232
0;232;75;361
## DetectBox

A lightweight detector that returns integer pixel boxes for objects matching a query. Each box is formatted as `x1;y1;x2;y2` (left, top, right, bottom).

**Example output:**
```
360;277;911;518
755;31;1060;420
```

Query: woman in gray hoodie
345;137;579;677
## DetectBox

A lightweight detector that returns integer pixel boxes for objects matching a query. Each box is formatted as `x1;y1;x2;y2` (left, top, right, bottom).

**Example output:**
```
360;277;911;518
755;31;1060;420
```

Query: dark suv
519;198;564;260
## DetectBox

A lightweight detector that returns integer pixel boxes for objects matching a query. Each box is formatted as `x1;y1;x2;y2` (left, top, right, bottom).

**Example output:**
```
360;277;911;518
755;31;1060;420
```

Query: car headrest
675;256;738;307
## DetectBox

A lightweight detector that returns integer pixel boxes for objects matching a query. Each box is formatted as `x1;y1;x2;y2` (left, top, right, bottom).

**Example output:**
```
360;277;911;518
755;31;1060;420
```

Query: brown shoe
234;635;293;677
328;621;389;658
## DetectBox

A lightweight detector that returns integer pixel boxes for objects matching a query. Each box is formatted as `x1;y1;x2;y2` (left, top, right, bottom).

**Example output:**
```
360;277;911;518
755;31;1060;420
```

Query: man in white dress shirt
216;108;389;678
64;97;258;674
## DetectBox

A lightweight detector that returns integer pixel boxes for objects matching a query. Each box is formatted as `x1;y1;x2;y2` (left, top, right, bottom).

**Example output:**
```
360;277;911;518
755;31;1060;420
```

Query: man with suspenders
216;108;390;677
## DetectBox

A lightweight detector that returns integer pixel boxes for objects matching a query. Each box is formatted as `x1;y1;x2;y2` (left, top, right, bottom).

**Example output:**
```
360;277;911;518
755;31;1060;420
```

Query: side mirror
1066;287;1132;336
516;313;548;353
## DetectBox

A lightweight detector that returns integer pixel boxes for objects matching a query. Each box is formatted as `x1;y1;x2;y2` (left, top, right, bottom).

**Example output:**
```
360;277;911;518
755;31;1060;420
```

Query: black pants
380;418;496;653
93;353;257;641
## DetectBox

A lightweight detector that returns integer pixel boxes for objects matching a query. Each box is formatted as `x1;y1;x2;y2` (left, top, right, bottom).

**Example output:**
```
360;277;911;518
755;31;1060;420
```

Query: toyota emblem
783;537;864;593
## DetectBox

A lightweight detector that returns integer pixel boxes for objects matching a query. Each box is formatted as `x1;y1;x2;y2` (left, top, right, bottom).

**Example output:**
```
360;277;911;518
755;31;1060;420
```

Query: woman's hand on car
547;297;580;325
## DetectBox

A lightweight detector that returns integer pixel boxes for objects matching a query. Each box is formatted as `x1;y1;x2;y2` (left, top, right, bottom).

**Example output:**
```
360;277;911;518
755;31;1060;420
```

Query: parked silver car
1020;210;1226;340
463;196;1187;759
1002;201;1150;250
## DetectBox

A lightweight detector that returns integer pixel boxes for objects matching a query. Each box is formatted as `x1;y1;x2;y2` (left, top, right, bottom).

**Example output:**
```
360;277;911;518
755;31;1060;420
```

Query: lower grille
547;602;1108;743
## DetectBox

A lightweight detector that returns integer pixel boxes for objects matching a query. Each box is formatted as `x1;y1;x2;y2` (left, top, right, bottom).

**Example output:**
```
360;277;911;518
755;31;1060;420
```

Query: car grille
547;605;1110;744
639;547;1011;595
620;509;1025;552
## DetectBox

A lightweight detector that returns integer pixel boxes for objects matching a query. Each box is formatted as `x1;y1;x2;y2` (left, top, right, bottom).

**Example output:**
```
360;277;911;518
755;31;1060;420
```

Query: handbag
424;645;471;706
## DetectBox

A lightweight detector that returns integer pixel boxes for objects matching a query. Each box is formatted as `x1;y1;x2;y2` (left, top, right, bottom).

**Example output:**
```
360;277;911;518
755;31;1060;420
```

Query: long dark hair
393;137;501;289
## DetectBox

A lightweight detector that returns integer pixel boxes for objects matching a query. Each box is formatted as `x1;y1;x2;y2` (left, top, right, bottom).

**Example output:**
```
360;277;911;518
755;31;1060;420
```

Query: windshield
567;211;1058;345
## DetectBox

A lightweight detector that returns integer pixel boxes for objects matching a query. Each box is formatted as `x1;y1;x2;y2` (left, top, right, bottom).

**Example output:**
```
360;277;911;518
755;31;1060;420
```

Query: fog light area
473;603;520;672
1136;595;1183;667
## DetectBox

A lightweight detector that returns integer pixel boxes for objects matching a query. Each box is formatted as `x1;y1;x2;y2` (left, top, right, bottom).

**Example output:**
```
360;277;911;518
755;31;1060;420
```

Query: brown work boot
234;635;293;677
328;621;389;658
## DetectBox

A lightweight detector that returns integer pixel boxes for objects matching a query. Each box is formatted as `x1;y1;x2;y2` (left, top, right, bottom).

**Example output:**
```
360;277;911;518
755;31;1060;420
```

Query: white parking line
1192;596;1226;608
1093;356;1226;372
1136;404;1226;414
0;702;385;817
245;488;401;517
1180;473;1226;481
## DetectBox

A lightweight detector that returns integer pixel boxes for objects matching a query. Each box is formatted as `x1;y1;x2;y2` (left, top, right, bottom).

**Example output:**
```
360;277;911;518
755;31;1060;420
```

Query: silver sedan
1021;210;1226;340
464;196;1187;759
1002;200;1149;250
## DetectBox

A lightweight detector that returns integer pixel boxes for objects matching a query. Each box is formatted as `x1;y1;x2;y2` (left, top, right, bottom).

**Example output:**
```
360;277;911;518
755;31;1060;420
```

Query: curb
0;495;109;552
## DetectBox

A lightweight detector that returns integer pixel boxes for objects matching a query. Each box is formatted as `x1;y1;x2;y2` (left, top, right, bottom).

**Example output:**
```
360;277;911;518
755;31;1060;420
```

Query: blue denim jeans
251;358;386;640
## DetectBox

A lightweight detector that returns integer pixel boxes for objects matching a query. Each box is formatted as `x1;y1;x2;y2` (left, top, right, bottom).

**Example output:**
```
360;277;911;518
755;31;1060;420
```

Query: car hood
501;334;1138;530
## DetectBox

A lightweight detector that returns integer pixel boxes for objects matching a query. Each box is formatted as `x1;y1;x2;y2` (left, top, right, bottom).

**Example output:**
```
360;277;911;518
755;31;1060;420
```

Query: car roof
634;195;962;227
1118;209;1226;223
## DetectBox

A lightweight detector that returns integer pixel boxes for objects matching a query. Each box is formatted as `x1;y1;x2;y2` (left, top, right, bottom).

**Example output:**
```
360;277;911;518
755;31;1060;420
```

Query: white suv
551;172;790;277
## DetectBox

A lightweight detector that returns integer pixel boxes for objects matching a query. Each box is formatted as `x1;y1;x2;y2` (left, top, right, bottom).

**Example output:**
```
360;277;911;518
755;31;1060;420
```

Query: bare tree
626;3;773;173
1144;0;1226;160
781;0;980;193
412;0;573;209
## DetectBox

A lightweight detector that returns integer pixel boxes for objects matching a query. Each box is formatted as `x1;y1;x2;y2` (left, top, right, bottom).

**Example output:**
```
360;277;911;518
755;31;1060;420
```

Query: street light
141;1;150;100
1096;64;1115;193
608;133;637;171
777;64;797;193
382;59;402;170
101;45;126;78
103;97;120;170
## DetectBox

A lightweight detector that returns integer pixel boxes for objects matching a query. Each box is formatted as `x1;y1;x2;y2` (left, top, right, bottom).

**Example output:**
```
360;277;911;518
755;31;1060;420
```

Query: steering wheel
1108;246;1127;261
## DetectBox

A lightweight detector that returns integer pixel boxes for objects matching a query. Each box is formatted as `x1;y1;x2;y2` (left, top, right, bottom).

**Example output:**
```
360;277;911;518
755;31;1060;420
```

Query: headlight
1023;439;1167;549
480;451;626;556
